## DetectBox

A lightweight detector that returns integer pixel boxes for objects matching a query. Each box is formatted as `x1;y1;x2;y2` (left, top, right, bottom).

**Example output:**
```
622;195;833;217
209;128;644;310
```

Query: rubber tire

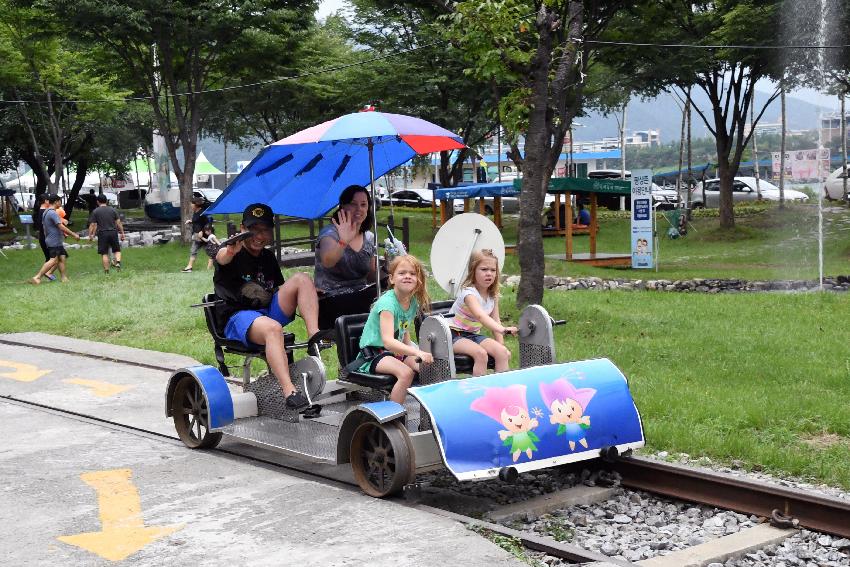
350;420;414;498
172;375;223;449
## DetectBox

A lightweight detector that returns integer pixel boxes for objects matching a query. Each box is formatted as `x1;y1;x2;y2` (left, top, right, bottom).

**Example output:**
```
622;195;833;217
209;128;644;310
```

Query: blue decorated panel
357;400;407;423
187;365;234;430
409;359;644;481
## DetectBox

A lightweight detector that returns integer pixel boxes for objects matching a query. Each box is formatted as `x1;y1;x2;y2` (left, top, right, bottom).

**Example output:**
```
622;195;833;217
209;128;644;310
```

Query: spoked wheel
350;421;414;497
172;375;222;449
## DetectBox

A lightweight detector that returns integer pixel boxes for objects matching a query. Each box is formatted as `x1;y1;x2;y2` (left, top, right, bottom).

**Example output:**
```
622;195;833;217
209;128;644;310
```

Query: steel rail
414;504;636;566
610;456;850;539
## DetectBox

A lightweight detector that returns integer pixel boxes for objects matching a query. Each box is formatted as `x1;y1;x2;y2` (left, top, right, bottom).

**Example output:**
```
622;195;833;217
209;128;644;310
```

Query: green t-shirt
358;290;419;349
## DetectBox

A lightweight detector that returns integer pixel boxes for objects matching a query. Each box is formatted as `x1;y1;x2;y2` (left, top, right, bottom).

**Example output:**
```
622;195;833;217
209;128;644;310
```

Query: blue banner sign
409;359;645;481
435;182;519;201
631;168;654;269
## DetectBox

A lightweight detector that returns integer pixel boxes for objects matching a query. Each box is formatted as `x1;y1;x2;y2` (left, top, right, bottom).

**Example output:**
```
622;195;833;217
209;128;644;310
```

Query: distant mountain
573;89;830;145
195;141;262;174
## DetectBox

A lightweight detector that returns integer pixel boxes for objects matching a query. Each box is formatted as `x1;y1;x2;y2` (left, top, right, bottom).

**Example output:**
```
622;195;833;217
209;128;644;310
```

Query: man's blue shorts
224;297;294;348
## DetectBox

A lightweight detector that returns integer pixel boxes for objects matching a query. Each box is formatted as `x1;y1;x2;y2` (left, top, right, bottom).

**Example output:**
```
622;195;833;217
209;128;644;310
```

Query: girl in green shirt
353;255;432;404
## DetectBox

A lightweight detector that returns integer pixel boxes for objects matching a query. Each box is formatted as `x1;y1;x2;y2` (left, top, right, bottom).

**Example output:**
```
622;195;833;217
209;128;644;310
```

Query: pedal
301;405;322;419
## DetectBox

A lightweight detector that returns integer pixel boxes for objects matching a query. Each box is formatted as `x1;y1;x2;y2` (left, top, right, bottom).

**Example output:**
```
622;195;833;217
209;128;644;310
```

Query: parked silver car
688;177;809;208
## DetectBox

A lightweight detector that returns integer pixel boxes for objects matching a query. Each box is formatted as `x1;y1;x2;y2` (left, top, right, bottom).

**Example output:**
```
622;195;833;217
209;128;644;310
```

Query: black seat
414;300;495;373
334;312;397;390
202;293;294;377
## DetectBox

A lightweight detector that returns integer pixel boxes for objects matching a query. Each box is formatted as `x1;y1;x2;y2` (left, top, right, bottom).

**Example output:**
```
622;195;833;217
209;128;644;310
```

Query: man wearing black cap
213;203;320;409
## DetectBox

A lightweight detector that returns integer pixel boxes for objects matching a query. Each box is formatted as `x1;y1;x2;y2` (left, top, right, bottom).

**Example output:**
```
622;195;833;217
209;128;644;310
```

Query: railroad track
2;342;848;565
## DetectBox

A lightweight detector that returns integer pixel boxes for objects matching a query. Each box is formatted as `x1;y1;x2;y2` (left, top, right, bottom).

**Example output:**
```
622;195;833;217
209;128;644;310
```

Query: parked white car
689;177;809;208
381;188;465;213
193;188;222;206
824;165;850;200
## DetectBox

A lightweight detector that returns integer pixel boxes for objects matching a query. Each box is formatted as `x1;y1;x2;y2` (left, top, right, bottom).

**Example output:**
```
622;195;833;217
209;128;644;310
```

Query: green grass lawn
1;203;849;489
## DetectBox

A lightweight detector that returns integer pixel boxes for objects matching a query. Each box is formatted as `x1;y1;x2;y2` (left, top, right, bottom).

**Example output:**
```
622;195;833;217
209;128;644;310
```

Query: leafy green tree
204;14;366;150
437;0;629;305
0;0;128;209
348;0;498;187
44;0;317;237
608;0;782;229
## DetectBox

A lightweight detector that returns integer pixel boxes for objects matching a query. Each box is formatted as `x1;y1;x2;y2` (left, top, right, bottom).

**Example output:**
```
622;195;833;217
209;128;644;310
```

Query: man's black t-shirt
213;247;284;323
191;210;210;234
33;207;46;238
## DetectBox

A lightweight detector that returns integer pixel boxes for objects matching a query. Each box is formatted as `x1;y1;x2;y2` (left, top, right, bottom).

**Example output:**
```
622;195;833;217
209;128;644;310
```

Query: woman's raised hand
333;208;359;243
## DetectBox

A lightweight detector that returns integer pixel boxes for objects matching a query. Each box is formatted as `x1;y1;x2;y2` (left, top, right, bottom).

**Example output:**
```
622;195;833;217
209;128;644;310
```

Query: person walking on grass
182;197;209;272
32;194;57;282
30;195;80;284
88;194;125;273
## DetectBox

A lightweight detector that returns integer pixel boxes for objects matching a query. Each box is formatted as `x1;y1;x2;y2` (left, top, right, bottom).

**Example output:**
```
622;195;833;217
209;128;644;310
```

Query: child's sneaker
285;391;309;410
181;267;192;273
44;274;56;282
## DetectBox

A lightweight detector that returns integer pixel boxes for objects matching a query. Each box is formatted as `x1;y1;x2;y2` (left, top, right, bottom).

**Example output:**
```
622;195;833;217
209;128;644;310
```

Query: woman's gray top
314;225;376;296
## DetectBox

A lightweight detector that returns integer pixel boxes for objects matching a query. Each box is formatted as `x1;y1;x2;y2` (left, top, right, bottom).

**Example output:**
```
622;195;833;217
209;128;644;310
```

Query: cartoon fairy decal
470;385;540;462
539;379;596;452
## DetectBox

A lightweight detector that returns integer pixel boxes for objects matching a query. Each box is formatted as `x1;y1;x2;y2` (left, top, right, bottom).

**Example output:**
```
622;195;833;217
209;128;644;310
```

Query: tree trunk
842;92;847;205
687;89;693;211
516;7;556;307
179;142;197;241
716;139;735;229
64;157;89;221
514;1;583;306
779;85;786;209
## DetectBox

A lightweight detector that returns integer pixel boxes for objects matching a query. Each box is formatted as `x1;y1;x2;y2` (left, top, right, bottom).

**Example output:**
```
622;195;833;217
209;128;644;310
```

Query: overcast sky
316;0;346;19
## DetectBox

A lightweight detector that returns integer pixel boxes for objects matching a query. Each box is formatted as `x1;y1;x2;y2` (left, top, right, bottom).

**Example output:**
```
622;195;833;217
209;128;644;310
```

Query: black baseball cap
242;203;274;228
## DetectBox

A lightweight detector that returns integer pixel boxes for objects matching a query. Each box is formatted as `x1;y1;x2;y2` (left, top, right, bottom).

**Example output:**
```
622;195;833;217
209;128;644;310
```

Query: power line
3;35;847;106
583;39;850;50
0;41;439;106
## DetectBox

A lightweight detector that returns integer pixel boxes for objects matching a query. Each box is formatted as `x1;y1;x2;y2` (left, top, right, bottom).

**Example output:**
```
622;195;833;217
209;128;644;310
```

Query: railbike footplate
219;415;340;463
408;359;645;482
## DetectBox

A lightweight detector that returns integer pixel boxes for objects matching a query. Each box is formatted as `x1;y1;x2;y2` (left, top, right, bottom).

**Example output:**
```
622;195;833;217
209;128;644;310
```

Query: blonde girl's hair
388;254;431;314
460;249;500;299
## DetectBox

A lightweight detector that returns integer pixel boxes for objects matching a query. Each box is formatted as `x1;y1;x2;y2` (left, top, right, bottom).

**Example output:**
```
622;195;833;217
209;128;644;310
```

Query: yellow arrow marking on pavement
0;359;51;382
57;469;183;561
62;378;135;398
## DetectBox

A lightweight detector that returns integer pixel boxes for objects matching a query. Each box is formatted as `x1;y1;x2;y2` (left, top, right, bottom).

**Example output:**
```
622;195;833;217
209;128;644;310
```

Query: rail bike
165;214;645;497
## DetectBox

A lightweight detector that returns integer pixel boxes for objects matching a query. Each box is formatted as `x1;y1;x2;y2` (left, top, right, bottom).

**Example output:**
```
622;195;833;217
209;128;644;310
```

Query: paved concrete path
0;334;524;566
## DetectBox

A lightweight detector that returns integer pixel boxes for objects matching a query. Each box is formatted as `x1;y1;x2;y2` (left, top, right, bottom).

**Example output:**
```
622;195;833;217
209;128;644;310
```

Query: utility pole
619;101;627;210
751;103;761;199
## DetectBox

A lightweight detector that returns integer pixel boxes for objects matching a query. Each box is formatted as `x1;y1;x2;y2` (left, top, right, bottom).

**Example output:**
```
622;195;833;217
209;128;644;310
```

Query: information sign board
630;169;654;269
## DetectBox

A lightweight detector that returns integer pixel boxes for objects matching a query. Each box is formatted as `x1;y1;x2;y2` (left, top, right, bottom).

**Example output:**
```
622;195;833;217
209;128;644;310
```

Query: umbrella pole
368;138;382;299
